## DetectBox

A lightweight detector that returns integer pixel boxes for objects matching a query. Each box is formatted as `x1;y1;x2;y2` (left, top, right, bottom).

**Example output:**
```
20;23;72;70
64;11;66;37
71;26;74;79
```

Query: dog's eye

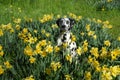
66;21;69;24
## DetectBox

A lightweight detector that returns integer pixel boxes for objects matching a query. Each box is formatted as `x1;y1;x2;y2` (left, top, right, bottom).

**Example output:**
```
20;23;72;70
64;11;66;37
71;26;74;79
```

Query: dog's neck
60;30;71;35
59;30;71;43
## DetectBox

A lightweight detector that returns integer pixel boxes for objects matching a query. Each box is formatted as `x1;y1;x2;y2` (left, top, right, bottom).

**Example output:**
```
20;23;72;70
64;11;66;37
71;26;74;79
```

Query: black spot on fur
68;27;71;31
62;34;67;42
71;48;75;51
75;47;77;50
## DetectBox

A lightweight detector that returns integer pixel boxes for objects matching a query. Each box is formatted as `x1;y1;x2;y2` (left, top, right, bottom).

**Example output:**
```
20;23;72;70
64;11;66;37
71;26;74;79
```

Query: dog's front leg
57;38;62;46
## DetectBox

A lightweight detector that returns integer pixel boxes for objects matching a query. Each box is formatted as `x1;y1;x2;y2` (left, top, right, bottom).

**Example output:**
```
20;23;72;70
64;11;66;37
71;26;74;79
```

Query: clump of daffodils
39;14;53;23
50;61;61;71
0;14;120;80
0;65;4;75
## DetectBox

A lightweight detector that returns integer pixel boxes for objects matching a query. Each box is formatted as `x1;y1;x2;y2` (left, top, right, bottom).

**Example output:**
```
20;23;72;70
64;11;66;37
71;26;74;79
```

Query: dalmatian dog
56;18;77;58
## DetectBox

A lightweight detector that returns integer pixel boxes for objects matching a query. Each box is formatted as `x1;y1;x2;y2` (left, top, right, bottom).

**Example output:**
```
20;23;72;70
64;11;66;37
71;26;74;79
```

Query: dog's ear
69;18;76;27
56;18;61;27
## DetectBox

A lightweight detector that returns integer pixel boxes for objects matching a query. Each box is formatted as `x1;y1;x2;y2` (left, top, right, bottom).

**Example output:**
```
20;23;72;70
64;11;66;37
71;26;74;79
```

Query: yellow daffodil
88;31;95;36
0;29;3;36
88;56;100;72
15;25;20;30
117;36;120;41
24;75;35;80
29;56;36;64
39;40;47;46
97;19;102;23
95;66;101;72
45;32;50;37
50;61;61;71
64;15;67;18
83;45;88;53
85;71;91;80
0;45;2;51
6;23;12;30
41;29;46;34
40;51;47;57
93;59;100;68
4;61;12;69
104;40;111;47
23;28;28;34
33;30;37;33
107;0;112;2
56;62;61;69
66;54;72;63
100;47;108;58
56;14;61;19
101;65;109;73
90;47;99;58
86;24;90;31
50;61;57;71
80;32;84;36
9;28;14;33
0;51;4;56
65;74;72;80
101;72;112;80
28;37;37;44
71;35;76;41
103;21;109;25
68;13;77;19
34;48;42;55
76;16;82;21
107;25;112;29
88;56;94;63
45;68;51;75
40;19;44;23
45;45;53;53
0;65;4;75
102;8;105;11
24;45;34;56
14;18;21;24
62;43;68;49
54;46;60;52
110;66;120;77
76;47;82;55
52;24;58;29
40;14;53;23
83;40;88;52
93;35;97;39
111;49;120;61
83;40;88;47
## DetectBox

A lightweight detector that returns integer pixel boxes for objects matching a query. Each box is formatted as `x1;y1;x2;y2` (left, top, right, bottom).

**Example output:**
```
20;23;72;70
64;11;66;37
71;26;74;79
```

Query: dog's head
56;18;76;32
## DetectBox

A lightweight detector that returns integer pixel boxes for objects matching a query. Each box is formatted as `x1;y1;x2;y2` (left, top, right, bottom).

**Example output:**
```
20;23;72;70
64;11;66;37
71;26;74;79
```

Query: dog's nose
62;25;65;28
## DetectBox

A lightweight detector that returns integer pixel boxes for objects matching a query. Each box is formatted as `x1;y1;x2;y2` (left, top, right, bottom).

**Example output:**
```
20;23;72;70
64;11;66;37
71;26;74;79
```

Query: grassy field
1;0;120;79
0;0;120;37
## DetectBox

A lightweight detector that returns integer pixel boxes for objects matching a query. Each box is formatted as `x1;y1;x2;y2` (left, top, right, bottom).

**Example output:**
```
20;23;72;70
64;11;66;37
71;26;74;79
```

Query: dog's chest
61;32;71;43
57;32;77;57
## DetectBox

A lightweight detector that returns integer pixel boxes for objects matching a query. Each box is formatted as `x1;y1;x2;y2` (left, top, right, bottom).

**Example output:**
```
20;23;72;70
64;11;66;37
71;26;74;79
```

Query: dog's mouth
60;28;66;32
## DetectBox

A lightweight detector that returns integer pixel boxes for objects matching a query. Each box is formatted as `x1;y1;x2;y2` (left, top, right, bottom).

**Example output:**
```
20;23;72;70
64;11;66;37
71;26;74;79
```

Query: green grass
0;0;120;37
